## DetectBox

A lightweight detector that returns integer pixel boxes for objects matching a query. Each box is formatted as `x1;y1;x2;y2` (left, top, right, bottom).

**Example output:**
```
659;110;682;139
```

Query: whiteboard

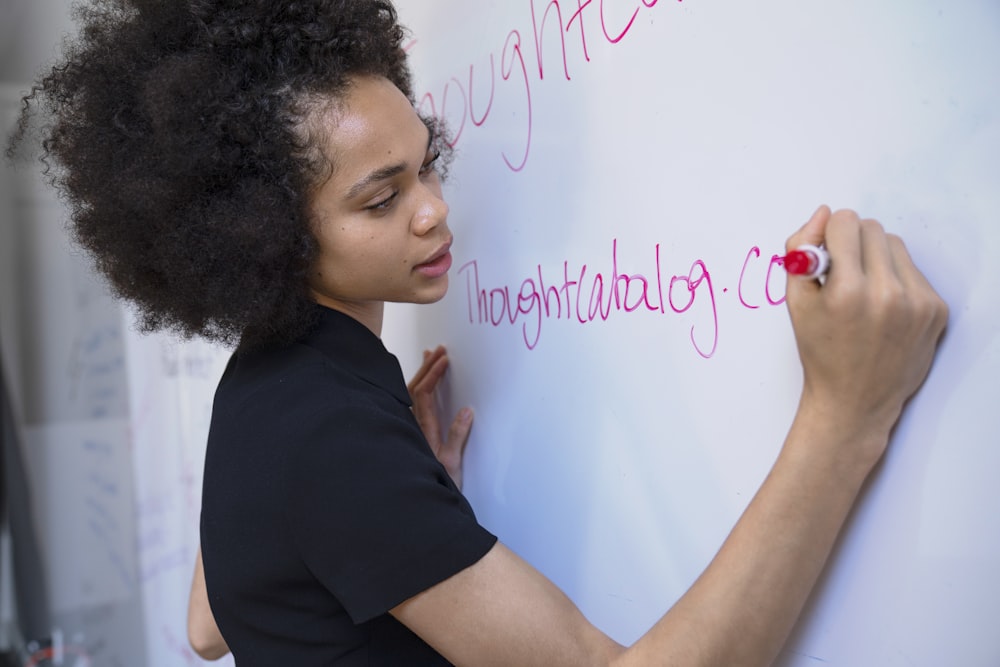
121;323;233;667
3;84;232;666
389;1;1000;665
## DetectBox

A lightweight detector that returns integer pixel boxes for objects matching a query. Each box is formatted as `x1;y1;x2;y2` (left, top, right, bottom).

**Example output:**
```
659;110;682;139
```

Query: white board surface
389;2;1000;665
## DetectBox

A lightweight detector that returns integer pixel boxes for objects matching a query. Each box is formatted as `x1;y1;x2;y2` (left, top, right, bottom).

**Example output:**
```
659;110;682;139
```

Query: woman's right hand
783;206;949;470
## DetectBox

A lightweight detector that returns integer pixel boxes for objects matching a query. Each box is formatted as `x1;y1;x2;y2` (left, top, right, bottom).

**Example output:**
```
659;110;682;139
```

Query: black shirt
200;305;497;665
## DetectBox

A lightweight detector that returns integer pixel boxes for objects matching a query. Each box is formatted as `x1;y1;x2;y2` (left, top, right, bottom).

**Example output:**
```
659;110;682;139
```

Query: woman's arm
392;207;948;667
187;546;231;661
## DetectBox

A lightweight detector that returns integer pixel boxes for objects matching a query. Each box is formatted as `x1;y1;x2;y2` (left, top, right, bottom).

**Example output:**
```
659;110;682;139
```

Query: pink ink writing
416;0;685;171
458;239;786;358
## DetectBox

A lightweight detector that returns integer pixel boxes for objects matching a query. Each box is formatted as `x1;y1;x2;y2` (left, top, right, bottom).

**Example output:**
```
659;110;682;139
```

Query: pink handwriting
416;0;684;171
458;238;786;358
737;246;787;309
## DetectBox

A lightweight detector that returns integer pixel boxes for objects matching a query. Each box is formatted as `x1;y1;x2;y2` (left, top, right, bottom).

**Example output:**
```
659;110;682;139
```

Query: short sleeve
284;399;496;624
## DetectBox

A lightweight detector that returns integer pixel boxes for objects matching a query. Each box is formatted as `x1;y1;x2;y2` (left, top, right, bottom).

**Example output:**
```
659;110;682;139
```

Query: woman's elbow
187;621;230;660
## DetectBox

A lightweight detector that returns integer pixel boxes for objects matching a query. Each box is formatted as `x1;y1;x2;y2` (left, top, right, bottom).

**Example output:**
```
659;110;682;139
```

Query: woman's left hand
408;345;474;490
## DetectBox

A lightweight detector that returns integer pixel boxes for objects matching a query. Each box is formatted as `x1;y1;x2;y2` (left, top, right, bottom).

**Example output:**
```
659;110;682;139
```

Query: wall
388;1;1000;665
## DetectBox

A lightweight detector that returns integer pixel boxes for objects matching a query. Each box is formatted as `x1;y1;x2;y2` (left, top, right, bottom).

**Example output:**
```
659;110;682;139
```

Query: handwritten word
416;0;683;171
458;239;788;357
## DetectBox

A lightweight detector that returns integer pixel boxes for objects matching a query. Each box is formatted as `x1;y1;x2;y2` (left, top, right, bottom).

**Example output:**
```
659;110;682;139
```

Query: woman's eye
420;151;441;176
366;190;398;211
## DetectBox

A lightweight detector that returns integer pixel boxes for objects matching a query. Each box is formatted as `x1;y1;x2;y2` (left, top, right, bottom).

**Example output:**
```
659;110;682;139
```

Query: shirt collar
300;305;412;407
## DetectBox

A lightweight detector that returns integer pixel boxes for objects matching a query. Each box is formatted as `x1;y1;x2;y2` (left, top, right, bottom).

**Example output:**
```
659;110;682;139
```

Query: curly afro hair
10;0;449;350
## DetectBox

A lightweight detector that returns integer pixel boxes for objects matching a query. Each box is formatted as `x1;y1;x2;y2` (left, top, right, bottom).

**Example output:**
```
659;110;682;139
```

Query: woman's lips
414;246;453;278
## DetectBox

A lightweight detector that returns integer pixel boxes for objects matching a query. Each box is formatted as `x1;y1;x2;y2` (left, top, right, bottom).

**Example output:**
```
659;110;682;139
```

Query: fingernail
459;407;473;423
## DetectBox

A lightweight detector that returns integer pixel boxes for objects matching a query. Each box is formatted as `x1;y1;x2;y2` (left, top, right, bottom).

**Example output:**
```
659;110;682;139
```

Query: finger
411;354;449;399
821;208;864;288
410;356;448;417
406;349;433;394
440;408;474;489
410;354;450;449
858;218;894;282
411;385;442;430
887;234;929;291
887;235;950;334
444;407;474;459
416;346;445;381
785;205;831;299
407;345;446;394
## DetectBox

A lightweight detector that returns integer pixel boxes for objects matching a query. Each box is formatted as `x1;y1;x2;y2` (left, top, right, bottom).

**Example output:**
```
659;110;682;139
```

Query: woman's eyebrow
345;162;407;201
344;125;433;201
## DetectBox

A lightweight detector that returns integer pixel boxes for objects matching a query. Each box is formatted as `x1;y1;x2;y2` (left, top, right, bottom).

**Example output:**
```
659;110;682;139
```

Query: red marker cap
782;244;830;278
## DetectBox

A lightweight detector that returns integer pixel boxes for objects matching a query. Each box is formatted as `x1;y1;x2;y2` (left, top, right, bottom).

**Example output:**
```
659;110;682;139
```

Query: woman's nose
412;184;449;235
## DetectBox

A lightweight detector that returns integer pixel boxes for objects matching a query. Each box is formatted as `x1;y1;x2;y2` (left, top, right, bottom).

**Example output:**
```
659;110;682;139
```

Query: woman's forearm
619;407;882;667
188;547;231;661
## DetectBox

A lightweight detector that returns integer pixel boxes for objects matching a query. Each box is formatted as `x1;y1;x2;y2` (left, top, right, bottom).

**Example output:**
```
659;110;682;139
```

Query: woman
12;1;947;665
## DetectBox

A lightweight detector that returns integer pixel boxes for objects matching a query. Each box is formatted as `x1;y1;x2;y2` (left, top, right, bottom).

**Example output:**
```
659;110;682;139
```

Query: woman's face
306;76;451;331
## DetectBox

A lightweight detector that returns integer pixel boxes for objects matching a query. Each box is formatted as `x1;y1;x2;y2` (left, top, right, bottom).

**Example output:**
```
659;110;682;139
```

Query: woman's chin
406;277;450;305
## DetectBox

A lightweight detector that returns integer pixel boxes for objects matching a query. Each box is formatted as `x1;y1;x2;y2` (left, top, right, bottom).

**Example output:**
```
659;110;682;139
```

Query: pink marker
782;244;830;279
